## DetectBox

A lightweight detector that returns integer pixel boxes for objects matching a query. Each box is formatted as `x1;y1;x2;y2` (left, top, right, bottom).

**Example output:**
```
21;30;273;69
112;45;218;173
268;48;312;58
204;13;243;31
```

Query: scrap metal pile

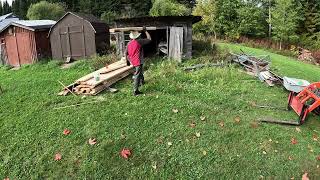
230;52;283;86
59;60;134;96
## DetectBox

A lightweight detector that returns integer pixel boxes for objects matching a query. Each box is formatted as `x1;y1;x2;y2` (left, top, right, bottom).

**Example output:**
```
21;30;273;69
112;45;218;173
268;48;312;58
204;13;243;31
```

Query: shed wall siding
50;13;109;61
3;26;39;66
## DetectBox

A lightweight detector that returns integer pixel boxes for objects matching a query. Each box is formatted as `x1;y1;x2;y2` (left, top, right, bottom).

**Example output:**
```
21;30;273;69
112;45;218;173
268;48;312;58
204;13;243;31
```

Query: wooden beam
76;60;127;83
109;27;158;33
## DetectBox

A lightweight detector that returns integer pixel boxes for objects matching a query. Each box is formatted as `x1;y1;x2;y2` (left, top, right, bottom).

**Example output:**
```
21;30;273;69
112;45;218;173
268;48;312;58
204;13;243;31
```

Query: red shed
0;20;56;67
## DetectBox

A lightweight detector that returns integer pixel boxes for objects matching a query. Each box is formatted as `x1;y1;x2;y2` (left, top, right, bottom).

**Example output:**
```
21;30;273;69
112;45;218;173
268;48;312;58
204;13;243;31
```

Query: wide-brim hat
129;31;141;39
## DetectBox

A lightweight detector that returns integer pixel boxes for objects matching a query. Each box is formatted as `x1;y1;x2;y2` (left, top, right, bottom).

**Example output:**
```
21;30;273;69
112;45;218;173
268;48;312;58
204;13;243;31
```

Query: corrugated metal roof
0;18;19;32
0;13;17;21
0;20;56;33
13;20;56;30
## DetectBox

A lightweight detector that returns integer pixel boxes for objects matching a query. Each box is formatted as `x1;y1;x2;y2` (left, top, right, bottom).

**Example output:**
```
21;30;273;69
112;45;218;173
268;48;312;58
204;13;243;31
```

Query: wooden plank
84;65;134;87
76;60;127;83
110;27;157;33
58;80;77;97
91;69;134;95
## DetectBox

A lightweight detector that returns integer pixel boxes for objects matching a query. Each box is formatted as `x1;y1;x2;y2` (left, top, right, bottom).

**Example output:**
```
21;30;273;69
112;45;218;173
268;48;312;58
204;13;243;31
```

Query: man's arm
124;45;131;66
138;28;152;46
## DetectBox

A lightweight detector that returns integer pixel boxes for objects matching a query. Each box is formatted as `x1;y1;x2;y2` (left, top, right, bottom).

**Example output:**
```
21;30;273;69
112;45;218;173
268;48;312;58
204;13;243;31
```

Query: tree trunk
268;0;272;38
279;40;282;50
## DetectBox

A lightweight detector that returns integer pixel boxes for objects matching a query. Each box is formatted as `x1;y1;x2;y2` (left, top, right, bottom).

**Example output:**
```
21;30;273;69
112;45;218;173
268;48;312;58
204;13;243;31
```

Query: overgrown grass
1;43;320;179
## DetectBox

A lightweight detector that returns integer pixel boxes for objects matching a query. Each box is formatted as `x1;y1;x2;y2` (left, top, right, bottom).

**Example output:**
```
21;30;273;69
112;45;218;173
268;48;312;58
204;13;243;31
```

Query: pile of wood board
231;52;283;86
59;60;134;96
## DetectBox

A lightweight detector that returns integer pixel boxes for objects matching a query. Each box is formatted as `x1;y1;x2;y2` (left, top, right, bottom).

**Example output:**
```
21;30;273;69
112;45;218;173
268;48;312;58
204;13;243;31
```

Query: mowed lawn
1;43;320;179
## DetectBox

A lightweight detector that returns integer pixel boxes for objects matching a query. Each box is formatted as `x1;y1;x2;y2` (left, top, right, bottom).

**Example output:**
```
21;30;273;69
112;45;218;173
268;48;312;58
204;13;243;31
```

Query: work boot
133;90;143;96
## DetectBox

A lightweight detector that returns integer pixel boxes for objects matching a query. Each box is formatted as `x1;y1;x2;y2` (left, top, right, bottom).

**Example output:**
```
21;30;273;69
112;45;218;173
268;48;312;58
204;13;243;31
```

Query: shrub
27;1;65;20
150;0;190;16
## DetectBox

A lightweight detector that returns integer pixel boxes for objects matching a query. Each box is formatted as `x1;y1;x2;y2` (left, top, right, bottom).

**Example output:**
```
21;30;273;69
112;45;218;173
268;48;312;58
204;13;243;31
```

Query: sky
2;0;12;5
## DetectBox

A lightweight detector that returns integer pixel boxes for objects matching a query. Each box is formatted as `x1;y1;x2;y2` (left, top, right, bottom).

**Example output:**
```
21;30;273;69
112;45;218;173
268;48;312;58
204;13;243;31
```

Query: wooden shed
112;16;201;62
0;20;55;67
49;12;110;61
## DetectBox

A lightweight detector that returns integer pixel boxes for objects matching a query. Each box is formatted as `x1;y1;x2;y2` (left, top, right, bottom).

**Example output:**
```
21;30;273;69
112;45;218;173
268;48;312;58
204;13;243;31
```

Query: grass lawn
1;42;320;179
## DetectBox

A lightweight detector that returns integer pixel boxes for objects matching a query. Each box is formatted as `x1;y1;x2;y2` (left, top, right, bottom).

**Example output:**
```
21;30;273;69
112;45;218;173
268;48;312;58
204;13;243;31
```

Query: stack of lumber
59;60;134;96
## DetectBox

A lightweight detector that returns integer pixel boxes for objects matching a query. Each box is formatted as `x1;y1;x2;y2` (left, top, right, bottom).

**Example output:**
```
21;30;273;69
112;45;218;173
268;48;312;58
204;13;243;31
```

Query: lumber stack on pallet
59;60;134;96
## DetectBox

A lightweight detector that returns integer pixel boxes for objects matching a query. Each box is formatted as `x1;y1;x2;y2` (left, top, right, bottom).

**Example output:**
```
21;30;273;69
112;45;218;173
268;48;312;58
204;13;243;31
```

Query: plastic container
283;76;310;93
94;72;100;82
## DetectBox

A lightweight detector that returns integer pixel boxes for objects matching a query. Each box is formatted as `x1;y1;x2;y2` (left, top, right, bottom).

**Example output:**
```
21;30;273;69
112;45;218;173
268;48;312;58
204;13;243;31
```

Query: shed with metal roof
0;20;56;66
49;12;110;61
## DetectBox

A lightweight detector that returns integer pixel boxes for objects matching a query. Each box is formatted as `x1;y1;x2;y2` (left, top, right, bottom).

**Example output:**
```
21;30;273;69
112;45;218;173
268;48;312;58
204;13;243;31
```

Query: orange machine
287;82;320;125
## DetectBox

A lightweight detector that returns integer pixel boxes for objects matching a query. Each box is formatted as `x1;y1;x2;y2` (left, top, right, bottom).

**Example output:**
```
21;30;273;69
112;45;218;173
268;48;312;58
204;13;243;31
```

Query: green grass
1;43;320;179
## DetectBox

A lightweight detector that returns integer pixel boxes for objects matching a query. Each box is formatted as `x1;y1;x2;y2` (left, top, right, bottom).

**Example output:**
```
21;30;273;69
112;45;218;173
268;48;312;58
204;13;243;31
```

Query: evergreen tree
215;0;240;39
0;2;3;15
3;0;11;14
237;0;267;37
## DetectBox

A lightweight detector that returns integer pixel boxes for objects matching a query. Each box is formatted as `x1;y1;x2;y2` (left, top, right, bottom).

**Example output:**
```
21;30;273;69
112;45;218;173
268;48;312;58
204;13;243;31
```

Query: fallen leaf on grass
121;133;126;139
250;121;259;129
189;122;196;128
196;132;201;138
88;138;97;145
313;134;318;141
200;116;206;121
295;127;301;133
63;129;71;135
152;162;157;170
317;156;320;161
202;150;207;156
120;148;132;159
219;121;224;127
291;138;298;145
234;117;241;123
167;142;173;146
288;156;293;161
308;145;314;153
54;153;62;161
262;151;267;155
249;101;257;107
172;109;179;113
302;173;309;180
290;177;294;180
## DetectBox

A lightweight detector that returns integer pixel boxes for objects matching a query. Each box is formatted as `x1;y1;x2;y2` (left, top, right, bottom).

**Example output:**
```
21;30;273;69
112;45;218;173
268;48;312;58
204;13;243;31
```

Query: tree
101;11;117;23
150;0;191;16
192;0;217;38
215;0;240;39
237;0;267;37
0;2;3;16
2;0;11;14
271;0;302;49
26;1;65;20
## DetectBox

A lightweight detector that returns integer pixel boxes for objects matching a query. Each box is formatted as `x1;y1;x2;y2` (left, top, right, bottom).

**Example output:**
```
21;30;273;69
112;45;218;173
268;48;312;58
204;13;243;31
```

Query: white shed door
169;27;184;62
